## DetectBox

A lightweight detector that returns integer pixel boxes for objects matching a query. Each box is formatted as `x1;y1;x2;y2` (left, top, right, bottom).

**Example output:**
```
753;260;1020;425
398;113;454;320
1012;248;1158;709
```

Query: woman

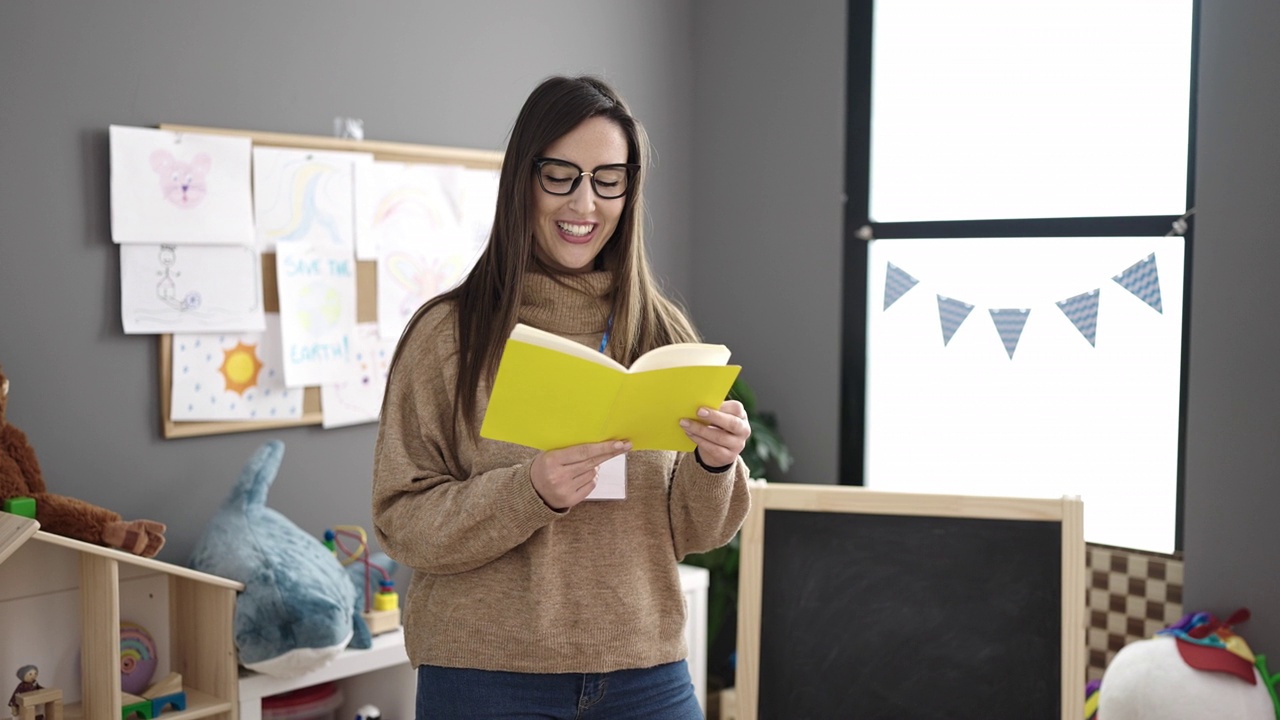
373;75;752;719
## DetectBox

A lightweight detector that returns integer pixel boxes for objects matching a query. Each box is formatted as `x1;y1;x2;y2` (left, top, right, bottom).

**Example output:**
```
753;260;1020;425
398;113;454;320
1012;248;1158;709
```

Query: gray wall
0;0;696;563
4;0;1279;662
1184;1;1280;652
691;1;847;487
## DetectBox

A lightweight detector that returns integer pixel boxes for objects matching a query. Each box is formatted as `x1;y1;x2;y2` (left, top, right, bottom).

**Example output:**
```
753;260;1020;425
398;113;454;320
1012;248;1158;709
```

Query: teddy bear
1;362;166;557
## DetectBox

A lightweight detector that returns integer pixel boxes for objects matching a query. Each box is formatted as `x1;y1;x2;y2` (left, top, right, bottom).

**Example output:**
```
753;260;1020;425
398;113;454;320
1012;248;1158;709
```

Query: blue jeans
415;660;703;720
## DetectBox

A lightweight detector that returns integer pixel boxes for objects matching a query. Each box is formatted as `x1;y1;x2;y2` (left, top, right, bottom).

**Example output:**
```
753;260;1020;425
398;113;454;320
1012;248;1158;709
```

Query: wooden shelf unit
0;528;244;720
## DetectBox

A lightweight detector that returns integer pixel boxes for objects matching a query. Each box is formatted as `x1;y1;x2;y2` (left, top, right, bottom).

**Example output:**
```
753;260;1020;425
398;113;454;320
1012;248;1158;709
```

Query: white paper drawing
109;125;255;245
275;242;357;387
320;322;397;428
120;243;264;334
458;167;500;250
170;314;302;421
369;162;487;340
253;147;372;253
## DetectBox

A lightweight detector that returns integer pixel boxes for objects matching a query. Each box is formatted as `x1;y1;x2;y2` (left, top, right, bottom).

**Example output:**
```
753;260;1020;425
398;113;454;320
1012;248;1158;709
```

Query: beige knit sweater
372;270;751;674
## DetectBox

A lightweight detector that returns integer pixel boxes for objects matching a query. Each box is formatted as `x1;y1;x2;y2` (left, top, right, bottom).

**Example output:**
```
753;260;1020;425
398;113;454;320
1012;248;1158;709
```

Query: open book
480;323;741;452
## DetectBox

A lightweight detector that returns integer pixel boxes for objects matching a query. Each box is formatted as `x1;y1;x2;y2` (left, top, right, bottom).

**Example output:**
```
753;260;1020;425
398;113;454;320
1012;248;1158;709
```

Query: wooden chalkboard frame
154;124;504;439
735;483;1084;720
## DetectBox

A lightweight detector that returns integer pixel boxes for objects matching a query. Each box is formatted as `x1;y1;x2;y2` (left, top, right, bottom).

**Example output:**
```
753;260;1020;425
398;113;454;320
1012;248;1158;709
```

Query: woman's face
532;116;629;273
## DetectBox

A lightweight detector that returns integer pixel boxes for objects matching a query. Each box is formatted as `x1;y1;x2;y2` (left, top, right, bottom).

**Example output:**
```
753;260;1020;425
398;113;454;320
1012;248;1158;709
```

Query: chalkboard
735;484;1084;720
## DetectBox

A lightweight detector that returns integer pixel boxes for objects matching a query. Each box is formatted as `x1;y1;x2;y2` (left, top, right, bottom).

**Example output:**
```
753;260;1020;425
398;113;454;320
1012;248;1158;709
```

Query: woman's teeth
557;221;592;237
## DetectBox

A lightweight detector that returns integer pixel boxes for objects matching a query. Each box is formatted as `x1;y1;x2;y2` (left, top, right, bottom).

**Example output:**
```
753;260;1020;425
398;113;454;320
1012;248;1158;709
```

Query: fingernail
613;441;626;450
697;408;709;417
679;419;690;428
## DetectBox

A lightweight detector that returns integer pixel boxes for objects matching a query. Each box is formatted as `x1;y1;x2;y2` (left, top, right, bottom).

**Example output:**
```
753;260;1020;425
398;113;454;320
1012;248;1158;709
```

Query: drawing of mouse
150;149;211;207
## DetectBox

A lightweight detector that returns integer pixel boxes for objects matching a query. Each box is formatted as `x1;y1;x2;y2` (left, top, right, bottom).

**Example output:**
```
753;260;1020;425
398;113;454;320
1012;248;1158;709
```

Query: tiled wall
1085;543;1185;681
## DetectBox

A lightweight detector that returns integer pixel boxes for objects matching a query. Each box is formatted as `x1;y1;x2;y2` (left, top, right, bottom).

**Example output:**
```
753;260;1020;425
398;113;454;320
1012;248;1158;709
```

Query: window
843;0;1197;554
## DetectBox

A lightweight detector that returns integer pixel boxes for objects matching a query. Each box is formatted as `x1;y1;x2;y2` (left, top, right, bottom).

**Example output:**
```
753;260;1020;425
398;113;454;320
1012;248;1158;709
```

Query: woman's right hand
530;440;631;510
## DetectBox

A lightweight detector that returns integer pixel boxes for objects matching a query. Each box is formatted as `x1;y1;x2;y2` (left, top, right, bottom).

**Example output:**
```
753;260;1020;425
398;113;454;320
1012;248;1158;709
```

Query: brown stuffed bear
1;363;166;557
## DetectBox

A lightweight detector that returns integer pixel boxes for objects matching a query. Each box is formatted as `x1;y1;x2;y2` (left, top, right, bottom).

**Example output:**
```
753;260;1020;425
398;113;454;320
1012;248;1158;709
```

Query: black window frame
839;0;1201;552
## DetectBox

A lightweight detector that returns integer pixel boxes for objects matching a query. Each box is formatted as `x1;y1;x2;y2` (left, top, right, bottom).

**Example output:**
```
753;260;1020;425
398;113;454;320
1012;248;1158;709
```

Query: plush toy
189;440;371;679
1098;609;1279;719
0;363;166;557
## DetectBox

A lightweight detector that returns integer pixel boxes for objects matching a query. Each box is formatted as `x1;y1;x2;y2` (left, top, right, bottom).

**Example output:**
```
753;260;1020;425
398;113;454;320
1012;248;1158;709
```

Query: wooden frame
734;483;1085;720
154;124;504;439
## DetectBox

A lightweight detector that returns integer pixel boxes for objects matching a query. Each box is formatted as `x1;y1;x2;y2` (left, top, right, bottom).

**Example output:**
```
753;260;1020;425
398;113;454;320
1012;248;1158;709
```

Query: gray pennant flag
884;263;920;310
937;296;975;346
1056;289;1100;347
1113;253;1163;313
989;308;1031;359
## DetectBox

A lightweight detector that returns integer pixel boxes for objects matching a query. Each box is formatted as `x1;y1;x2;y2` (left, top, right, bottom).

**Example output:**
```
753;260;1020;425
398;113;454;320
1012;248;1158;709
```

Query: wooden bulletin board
156;124;504;439
734;483;1085;720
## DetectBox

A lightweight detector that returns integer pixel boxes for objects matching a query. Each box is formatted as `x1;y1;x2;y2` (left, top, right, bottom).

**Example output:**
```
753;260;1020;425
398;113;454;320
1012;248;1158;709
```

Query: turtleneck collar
518;269;614;336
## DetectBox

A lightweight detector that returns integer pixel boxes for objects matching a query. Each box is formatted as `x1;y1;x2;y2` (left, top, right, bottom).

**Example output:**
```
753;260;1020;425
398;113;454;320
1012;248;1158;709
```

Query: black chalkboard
753;507;1063;720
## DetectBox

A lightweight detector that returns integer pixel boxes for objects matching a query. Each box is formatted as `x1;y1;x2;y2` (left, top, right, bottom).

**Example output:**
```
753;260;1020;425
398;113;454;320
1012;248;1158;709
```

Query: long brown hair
389;75;698;440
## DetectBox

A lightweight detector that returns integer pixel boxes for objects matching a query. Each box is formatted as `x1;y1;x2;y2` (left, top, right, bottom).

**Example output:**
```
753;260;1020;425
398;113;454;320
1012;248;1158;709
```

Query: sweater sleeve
668;451;751;560
371;307;562;575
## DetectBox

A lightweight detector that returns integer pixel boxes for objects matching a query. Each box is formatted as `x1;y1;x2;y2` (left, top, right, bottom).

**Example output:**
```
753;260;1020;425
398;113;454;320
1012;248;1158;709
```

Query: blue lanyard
598;315;614;354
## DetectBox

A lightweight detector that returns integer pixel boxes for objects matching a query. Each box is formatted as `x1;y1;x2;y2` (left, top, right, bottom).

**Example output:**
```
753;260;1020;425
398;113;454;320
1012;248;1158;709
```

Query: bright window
856;0;1195;554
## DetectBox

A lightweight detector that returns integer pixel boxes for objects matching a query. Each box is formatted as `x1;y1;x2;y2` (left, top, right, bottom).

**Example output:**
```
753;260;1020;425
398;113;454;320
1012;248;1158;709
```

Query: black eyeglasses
533;157;639;199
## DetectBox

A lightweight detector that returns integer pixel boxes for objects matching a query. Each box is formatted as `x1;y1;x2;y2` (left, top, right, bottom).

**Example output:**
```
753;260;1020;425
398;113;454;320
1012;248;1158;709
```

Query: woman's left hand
680;400;751;469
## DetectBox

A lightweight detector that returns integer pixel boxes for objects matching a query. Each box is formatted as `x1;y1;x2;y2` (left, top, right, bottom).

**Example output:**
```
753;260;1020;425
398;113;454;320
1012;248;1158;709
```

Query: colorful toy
188;440;371;679
120;622;159;696
1098;608;1278;719
0;363;166;557
9;666;61;720
327;526;401;636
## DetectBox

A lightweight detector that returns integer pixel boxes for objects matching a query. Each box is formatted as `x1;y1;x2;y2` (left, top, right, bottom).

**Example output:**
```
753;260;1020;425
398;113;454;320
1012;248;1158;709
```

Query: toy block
15;687;62;720
149;692;186;716
362;608;401;635
4;497;36;519
141;673;183;699
121;692;153;720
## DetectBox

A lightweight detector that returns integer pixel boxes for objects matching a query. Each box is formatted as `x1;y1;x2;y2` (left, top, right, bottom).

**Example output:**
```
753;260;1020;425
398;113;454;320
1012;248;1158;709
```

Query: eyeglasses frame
532;157;641;199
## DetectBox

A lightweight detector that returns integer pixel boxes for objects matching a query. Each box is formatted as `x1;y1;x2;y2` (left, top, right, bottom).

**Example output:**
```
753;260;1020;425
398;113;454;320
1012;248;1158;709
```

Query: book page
629;343;731;373
510;323;624;371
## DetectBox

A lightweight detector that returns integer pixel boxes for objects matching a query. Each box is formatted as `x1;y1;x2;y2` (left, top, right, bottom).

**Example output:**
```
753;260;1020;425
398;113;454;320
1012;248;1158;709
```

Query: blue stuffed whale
190;440;371;678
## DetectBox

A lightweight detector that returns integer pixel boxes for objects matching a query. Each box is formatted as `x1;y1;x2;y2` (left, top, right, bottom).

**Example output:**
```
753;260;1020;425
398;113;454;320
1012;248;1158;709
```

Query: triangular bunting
989;308;1031;359
1113;253;1163;313
883;263;920;310
1056;289;1100;347
937;296;974;346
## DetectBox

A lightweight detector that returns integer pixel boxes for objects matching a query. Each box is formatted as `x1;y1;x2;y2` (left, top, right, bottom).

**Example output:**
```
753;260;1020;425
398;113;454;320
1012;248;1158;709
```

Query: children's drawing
367;162;485;340
320;323;397;428
275;242;357;387
254;147;372;253
155;245;202;311
457;167;500;249
170;314;302;422
120;244;264;334
109;125;254;245
151;149;211;207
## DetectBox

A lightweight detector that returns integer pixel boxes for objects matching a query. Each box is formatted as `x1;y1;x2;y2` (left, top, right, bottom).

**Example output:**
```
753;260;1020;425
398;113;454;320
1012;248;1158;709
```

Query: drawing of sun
219;341;264;396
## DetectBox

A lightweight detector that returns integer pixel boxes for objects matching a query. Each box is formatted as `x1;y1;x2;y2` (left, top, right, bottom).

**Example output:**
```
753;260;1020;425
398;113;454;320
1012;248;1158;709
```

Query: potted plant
683;377;793;692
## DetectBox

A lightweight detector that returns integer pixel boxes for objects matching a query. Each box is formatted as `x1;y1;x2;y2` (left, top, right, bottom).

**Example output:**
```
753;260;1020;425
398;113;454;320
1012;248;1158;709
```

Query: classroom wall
3;0;1278;661
0;0;697;562
1183;0;1280;653
690;0;848;487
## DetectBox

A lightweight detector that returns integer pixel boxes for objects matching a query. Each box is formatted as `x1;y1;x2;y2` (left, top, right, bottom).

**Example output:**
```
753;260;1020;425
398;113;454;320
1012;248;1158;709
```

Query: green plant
683;378;793;682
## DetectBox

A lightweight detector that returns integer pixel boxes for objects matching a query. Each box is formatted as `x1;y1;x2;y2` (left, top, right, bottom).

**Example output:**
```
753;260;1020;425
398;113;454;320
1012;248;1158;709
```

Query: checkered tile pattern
1086;543;1185;681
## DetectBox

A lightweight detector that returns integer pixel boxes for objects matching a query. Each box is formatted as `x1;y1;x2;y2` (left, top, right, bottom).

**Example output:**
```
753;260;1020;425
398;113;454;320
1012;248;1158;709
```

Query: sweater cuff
694;448;735;474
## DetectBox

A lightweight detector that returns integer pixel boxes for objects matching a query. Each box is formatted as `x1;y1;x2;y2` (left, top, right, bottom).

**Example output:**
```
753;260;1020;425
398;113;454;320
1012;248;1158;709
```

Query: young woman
373;75;751;719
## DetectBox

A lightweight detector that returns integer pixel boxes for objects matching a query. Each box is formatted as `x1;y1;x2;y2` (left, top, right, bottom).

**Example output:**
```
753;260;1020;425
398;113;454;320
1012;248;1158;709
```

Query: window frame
839;0;1201;552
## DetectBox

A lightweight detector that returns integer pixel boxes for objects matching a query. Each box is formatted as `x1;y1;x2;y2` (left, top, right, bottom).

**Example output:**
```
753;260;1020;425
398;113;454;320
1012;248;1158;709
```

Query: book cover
480;323;741;451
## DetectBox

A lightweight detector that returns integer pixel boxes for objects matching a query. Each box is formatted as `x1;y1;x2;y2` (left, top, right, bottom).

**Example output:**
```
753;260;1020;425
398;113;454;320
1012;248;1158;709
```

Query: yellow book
480;323;742;452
